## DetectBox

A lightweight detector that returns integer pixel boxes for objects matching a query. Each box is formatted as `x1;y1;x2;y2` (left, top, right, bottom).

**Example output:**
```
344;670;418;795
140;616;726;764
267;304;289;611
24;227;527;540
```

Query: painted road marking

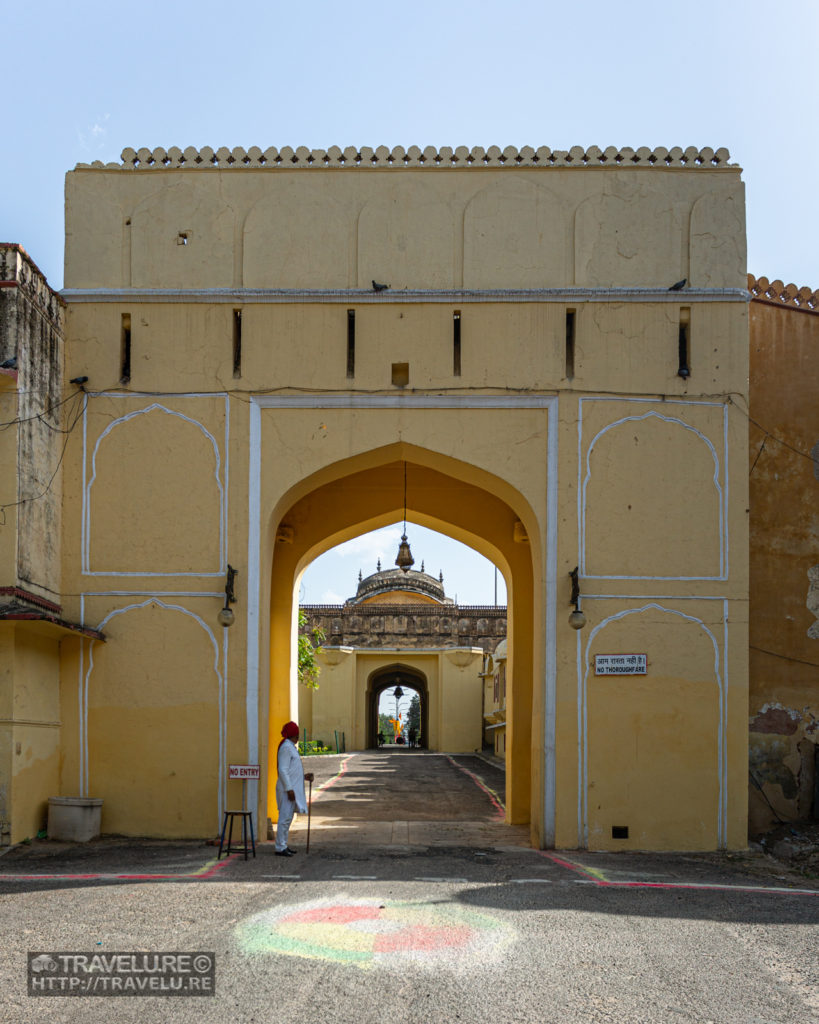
413;876;468;883
261;874;301;880
445;756;506;818
333;875;378;880
0;854;237;883
510;878;553;884
539;852;819;896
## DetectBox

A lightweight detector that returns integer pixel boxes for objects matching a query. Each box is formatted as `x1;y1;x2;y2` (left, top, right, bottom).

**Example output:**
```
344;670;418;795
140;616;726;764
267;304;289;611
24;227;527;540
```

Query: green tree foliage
298;611;325;689
407;693;421;734
378;713;394;739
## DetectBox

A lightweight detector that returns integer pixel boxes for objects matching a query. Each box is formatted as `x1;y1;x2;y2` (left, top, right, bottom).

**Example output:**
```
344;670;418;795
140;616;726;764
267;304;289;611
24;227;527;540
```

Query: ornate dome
347;565;453;606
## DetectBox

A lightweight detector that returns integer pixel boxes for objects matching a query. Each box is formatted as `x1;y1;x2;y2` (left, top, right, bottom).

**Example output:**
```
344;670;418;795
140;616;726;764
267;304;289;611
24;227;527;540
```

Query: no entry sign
229;764;260;780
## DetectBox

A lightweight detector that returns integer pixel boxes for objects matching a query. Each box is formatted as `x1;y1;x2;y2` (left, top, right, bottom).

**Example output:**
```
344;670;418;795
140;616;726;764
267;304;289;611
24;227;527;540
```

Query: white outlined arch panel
82;395;229;577
578;600;727;850
80;599;225;836
579;398;728;581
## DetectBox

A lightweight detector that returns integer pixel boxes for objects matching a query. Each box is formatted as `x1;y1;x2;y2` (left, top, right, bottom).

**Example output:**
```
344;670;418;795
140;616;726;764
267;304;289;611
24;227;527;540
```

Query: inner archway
266;443;543;837
368;665;429;750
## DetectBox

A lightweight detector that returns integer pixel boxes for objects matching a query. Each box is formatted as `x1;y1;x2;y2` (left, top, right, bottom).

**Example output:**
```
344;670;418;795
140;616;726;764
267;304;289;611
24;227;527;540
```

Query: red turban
281;721;300;742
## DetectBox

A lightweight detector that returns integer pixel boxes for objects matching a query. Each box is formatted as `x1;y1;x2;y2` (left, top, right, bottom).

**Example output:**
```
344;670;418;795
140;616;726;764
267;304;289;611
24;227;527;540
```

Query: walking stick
306;776;313;854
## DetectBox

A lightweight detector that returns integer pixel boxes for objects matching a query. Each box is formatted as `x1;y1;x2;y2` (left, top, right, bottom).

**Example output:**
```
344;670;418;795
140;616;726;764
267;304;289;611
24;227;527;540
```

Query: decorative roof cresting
748;274;818;313
75;145;736;171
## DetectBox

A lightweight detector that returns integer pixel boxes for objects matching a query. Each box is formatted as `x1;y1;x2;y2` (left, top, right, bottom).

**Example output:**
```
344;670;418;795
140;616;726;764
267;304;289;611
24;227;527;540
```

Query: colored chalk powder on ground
236;897;514;969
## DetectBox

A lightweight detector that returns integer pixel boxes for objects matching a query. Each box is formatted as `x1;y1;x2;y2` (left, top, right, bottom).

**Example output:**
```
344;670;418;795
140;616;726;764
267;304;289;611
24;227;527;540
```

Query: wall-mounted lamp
568;566;587;630
218;564;238;627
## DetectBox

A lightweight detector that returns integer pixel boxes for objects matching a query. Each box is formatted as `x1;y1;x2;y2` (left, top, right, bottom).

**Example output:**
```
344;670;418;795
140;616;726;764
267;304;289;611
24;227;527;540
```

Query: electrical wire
0;392;86;524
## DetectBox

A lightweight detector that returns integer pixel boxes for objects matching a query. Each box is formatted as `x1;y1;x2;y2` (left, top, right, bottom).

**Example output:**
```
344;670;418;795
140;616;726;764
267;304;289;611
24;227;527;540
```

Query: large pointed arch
256;438;549;841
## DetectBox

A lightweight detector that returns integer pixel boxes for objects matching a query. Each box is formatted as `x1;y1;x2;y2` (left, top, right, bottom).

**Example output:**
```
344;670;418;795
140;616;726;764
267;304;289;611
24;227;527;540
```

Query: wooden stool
218;810;256;860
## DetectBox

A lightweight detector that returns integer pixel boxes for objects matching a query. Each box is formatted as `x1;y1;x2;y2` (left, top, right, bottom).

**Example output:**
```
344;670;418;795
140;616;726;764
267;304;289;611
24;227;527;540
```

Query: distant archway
367;664;429;750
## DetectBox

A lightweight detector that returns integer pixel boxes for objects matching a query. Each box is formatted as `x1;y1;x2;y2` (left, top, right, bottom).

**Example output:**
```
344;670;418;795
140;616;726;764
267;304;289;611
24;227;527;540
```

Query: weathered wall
50;148;749;850
65;145;745;292
748;276;819;833
302;603;506;653
0;245;65;601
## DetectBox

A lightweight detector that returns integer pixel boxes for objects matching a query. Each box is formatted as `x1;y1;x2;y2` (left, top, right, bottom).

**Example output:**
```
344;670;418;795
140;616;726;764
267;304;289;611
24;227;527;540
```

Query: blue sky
300;522;507;606
5;0;817;601
5;1;819;289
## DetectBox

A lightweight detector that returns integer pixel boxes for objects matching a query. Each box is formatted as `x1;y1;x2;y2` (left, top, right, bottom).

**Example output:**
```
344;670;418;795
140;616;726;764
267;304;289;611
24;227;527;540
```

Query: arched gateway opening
264;443;545;839
368;665;429;750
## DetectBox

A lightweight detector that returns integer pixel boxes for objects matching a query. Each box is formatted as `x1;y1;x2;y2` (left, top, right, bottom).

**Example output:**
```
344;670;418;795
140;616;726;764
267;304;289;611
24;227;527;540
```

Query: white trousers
275;795;296;852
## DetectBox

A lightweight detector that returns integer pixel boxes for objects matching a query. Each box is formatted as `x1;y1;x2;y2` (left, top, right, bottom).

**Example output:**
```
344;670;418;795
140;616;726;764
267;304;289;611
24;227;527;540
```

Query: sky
5;0;817;602
299;522;507;606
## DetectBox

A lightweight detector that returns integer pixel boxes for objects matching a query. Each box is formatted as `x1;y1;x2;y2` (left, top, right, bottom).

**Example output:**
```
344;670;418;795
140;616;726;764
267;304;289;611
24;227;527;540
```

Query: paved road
0;752;817;1023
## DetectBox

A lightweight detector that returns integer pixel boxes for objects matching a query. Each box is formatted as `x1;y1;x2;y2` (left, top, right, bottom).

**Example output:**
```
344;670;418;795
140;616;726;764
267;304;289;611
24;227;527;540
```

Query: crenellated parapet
748;273;819;314
76;144;736;171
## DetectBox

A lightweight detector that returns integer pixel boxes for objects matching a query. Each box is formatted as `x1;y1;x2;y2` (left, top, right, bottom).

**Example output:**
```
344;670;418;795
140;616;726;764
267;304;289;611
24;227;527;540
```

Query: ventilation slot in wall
677;307;690;379
120;313;131;383
232;309;242;378
611;825;629;840
347;309;355;378
392;363;409;388
565;309;576;380
453;310;461;376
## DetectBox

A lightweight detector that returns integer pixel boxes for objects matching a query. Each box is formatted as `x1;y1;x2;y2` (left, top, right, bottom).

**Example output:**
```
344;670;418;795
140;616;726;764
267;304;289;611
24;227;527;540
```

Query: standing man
275;721;313;857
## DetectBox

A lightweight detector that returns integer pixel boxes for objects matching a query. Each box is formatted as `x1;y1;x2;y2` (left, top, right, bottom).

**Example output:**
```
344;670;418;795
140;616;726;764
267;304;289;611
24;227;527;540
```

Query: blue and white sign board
594;654;647;676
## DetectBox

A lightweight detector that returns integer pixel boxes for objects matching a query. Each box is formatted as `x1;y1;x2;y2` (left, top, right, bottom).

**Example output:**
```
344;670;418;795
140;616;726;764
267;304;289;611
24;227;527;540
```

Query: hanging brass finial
395;460;415;572
395;533;415;572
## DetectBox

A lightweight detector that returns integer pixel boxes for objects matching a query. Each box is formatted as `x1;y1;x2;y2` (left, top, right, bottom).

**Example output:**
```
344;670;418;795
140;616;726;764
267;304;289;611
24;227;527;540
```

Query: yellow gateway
0;145;749;851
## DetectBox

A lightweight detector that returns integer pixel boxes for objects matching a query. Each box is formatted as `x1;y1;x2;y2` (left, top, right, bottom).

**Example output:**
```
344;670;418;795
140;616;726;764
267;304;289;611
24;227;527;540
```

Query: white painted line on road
333;875;378;880
510;878;553;884
261;874;301;880
413;877;468;883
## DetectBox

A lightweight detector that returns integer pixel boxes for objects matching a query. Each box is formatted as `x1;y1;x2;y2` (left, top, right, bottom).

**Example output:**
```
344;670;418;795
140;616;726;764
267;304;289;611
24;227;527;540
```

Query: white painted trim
255;395;555;410
78;595;85;796
722;603;729;847
245;399;261;818
81;590;224;598
580;602;726;850
576;627;583;849
543;397;558;847
80;597;227;834
579;400;728;581
63;287;750;305
246;393;559;847
81;398;229;577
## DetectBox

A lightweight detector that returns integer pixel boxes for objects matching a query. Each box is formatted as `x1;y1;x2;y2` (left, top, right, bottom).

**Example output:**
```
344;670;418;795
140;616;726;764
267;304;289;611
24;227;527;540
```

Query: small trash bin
47;797;103;842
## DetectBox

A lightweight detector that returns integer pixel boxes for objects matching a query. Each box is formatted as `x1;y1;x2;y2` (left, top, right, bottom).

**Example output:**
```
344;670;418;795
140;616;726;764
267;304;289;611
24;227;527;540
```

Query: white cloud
332;526;402;564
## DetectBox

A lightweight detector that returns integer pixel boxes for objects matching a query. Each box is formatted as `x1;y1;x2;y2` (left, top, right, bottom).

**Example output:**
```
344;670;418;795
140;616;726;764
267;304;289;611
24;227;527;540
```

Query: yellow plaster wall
54;158;749;850
65;165;746;291
3;629;62;843
82;601;222;838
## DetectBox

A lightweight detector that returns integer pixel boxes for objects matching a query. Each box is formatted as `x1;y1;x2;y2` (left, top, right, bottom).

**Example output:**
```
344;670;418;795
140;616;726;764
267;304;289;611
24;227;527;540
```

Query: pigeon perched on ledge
668;278;687;291
1;356;17;369
372;280;390;292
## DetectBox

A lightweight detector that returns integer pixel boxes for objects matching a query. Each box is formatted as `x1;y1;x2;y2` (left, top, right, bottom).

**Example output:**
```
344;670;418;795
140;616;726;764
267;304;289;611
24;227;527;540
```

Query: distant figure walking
378;730;385;748
408;726;417;749
275;721;313;857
